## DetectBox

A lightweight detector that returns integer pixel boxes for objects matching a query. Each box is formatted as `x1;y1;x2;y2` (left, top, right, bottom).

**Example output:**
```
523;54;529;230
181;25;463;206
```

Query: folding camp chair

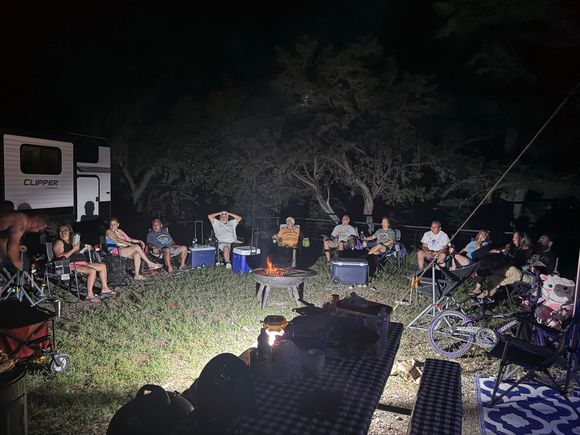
273;224;301;268
43;242;83;301
407;262;479;331
484;299;580;416
376;228;404;273
1;252;48;306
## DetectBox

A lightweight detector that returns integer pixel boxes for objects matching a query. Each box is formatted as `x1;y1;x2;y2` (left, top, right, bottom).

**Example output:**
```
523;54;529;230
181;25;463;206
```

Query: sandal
100;290;117;297
133;275;147;281
86;296;101;303
149;263;163;270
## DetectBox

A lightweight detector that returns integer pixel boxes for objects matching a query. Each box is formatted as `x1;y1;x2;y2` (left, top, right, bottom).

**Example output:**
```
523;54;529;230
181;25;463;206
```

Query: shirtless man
0;211;49;269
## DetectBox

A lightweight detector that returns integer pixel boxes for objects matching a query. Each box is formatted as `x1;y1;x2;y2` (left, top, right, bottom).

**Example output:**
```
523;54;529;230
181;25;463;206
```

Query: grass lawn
24;257;488;435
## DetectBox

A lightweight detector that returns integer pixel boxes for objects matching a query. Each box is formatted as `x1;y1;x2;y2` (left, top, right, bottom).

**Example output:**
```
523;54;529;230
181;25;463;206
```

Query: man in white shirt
417;220;449;269
324;214;358;261
208;210;242;269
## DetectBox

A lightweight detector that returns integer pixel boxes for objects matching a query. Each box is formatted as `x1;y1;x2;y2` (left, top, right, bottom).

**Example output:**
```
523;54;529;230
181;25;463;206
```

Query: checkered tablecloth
231;323;403;435
408;358;462;435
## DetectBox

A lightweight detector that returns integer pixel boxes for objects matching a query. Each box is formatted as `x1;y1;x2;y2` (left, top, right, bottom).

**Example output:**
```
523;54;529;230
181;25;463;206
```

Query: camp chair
407;262;480;331
100;236;134;285
208;230;245;266
273;224;301;267
484;298;580;416
44;242;82;301
376;229;404;273
1;251;48;306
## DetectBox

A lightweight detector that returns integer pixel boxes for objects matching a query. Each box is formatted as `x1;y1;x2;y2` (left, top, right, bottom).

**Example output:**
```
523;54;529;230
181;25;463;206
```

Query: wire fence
253;216;502;250
169;215;513;250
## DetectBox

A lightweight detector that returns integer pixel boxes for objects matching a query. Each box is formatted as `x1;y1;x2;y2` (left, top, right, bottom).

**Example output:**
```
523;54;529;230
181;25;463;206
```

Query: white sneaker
225;263;232;270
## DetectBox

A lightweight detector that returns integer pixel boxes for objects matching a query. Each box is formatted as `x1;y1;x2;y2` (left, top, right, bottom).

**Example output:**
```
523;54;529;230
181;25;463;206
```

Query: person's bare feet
134;275;147;281
179;265;187;271
167;266;174;273
148;263;162;270
471;282;482;295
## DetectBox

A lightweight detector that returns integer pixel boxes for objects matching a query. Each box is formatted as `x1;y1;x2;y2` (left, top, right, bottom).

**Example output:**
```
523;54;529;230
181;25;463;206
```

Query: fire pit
252;258;317;309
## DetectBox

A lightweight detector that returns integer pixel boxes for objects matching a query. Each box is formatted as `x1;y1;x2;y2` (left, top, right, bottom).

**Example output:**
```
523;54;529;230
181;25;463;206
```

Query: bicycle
427;297;535;358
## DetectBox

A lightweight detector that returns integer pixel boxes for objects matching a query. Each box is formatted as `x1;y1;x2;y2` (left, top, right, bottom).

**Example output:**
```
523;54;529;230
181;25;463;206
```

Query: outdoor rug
476;374;580;434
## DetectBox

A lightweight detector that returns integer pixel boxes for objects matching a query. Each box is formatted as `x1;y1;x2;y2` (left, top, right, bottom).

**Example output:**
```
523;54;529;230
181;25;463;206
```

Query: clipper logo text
23;179;59;186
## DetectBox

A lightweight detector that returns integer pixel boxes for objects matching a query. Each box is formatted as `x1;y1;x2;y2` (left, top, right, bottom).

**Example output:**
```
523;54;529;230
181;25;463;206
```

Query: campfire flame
265;257;286;277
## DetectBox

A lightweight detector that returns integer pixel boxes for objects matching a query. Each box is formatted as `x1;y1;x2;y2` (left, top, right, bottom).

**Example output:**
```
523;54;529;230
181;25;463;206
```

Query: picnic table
231;322;403;435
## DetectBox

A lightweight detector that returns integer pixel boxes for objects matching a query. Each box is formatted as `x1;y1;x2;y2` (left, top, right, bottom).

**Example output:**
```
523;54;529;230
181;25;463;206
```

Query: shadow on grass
27;388;133;435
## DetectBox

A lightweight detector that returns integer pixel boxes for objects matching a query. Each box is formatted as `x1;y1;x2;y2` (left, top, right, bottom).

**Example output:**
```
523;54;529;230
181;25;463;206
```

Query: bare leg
324;240;331;261
91;263;111;292
179;246;188;269
452;254;470;270
132;252;143;279
75;265;97;299
416;250;426;269
223;246;231;264
163;248;173;272
368;244;386;255
437;251;447;267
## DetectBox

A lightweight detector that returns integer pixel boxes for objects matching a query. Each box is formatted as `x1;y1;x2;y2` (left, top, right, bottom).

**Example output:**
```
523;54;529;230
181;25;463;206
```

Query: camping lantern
261;315;288;346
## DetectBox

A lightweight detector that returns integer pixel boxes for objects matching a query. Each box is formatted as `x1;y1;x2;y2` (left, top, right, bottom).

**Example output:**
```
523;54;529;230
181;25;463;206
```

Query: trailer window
20;144;62;174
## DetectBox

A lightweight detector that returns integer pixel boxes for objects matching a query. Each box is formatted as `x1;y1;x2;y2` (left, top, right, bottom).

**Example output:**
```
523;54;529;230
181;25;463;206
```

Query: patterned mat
476;374;580;435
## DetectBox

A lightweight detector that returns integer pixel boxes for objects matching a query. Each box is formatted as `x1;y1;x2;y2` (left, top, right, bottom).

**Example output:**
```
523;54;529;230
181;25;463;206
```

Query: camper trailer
1;131;111;223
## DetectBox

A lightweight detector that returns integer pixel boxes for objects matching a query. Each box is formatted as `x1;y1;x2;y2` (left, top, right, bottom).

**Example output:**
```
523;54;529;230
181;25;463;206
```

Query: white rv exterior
1;131;111;222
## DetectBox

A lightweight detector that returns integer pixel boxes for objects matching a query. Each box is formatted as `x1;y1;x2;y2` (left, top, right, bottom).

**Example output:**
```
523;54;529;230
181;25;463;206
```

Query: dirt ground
366;317;492;434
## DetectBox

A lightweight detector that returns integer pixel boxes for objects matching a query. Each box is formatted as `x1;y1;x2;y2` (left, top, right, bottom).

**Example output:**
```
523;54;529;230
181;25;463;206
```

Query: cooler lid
233;246;261;255
189;246;216;252
331;258;368;266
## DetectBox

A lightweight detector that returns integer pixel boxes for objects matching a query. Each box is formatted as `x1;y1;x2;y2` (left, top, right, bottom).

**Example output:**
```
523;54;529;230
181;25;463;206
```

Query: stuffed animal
534;274;576;329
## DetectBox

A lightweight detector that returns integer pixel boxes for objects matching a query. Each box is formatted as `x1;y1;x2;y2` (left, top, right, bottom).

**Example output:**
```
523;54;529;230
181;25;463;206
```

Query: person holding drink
53;224;115;303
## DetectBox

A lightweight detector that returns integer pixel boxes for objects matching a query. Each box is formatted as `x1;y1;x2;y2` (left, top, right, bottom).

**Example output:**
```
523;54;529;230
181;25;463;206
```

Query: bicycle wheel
428;310;475;358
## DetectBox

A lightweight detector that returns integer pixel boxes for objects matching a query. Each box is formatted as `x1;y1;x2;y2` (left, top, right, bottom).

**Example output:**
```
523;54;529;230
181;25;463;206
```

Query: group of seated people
414;219;558;300
323;214;398;261
1;208;561;305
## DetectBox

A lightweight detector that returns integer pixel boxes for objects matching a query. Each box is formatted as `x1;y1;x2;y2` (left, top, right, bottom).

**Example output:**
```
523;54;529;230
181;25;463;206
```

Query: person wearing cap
208;210;242;269
273;217;301;248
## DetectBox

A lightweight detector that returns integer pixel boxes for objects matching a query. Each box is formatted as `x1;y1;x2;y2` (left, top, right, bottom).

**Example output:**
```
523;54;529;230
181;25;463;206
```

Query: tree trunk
291;172;339;223
361;187;375;233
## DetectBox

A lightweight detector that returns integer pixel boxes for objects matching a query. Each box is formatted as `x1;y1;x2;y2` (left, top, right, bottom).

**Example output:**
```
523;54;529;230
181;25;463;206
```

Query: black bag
103;254;131;286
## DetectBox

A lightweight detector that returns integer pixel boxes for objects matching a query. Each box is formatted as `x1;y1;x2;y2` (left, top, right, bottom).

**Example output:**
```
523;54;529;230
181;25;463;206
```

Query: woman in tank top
53;224;115;303
105;217;162;280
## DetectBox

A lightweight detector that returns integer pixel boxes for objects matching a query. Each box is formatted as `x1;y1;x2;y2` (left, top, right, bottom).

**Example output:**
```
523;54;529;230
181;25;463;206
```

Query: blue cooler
189;246;216;268
232;246;261;274
331;258;368;285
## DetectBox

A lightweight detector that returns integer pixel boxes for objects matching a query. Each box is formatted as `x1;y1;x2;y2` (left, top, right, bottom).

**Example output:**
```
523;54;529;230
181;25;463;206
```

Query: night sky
1;1;392;133
4;1;577;137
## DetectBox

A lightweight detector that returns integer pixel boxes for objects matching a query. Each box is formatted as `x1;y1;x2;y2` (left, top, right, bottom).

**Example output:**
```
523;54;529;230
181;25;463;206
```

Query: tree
273;37;451;227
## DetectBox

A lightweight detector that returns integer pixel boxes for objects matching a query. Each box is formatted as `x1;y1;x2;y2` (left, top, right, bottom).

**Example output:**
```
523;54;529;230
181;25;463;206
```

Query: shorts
326;240;341;249
163;246;182;256
218;242;232;252
70;261;88;271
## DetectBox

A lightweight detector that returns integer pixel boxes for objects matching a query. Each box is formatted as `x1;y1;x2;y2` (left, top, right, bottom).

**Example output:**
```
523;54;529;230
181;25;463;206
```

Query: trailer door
76;176;100;221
